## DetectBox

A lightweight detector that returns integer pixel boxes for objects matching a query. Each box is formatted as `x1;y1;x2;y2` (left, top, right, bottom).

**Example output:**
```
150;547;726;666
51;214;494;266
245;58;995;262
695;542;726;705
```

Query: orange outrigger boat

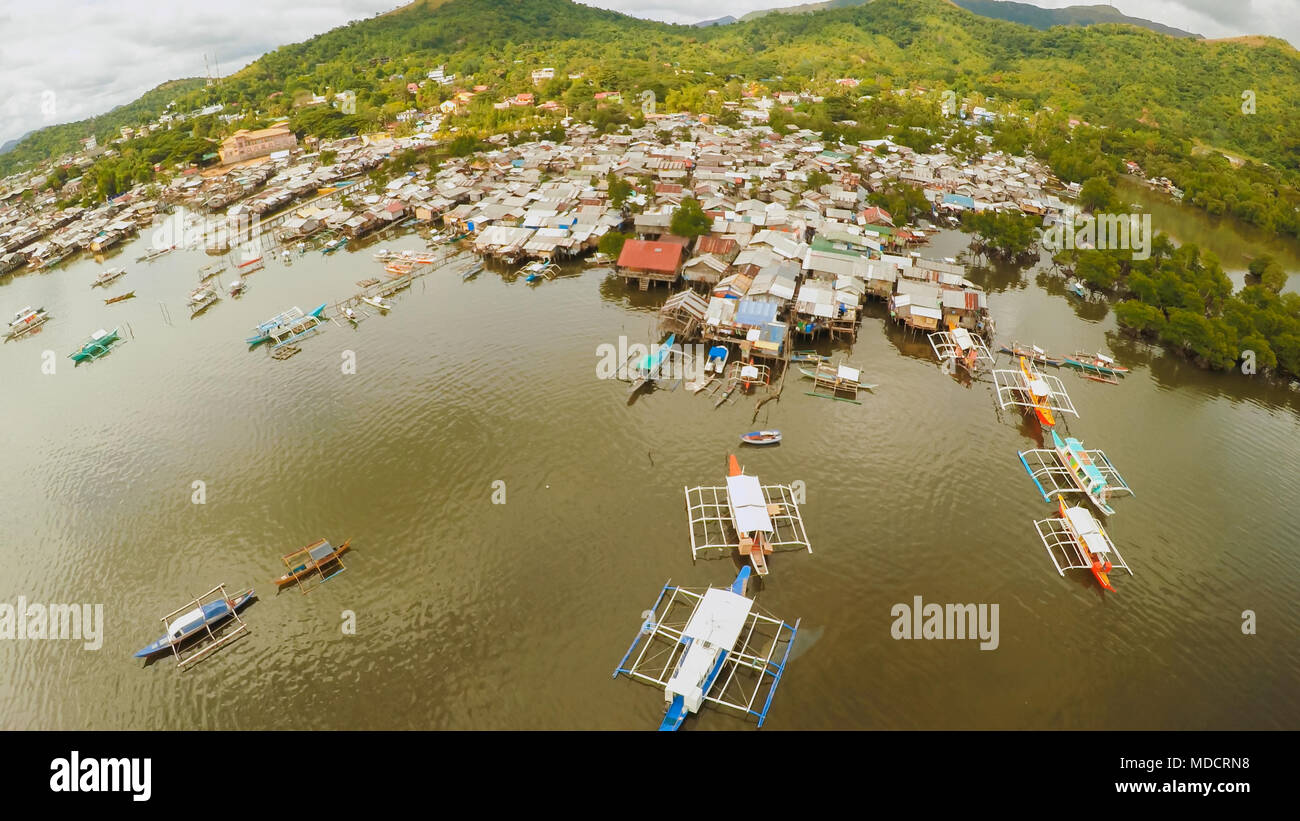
275;538;351;591
1019;356;1056;429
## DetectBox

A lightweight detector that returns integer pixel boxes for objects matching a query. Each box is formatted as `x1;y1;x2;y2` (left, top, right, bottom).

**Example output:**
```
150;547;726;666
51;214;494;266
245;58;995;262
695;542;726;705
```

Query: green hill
5;0;1298;234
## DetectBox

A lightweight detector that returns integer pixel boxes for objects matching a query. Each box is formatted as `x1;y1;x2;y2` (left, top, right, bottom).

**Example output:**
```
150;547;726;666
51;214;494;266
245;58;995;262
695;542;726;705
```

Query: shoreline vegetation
2;0;1298;381
954;181;1300;377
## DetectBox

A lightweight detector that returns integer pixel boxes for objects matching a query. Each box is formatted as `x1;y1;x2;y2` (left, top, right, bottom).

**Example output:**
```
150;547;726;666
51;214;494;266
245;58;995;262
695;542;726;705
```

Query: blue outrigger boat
246;304;327;348
133;587;255;661
613;567;800;731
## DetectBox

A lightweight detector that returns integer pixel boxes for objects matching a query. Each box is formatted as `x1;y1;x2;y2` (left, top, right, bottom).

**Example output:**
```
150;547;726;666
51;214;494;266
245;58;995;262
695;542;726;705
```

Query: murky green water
0;216;1296;730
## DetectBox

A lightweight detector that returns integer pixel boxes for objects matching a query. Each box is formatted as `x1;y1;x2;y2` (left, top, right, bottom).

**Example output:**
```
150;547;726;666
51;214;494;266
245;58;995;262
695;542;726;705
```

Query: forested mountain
5;0;1298;234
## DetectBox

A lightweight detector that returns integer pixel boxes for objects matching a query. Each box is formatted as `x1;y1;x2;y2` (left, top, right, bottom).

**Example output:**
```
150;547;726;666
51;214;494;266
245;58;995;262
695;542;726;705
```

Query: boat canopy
837;365;860;382
668;588;754;712
727;474;773;534
1065;507;1110;554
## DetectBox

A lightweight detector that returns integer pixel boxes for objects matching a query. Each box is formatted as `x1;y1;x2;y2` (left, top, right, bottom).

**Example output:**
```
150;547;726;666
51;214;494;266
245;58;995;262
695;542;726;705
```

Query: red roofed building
861;206;893;227
617;239;684;289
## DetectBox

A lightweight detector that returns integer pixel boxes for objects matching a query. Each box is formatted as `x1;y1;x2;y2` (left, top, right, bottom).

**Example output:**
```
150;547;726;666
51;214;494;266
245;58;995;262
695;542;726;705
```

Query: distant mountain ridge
950;1;1201;39
699;0;1201;39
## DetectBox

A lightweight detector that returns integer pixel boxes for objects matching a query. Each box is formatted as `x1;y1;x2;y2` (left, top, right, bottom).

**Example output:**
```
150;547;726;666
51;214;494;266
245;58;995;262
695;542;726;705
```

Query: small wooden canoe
104;291;136;305
740;430;782;446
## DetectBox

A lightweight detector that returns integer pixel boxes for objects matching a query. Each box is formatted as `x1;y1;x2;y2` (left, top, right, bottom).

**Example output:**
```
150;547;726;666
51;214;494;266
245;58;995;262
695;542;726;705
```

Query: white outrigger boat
683;455;812;577
613;567;800;730
522;259;558;282
5;306;50;341
929;327;995;375
188;285;220;316
91;267;127;288
361;295;393;312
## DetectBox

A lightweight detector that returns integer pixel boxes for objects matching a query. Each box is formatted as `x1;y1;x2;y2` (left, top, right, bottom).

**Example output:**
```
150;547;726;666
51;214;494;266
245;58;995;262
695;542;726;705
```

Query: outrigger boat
133;586;255;662
994;357;1079;427
1034;498;1131;593
237;256;263;269
928;327;995;375
198;263;227;281
136;245;174;263
91;267;126;288
740;430;781;446
361;295;393;312
322;237;348;254
1019;431;1135;515
227;279;246;297
799;362;878;393
1063;351;1129;382
522;260;558;282
683;455;812;578
999;341;1063;368
461;263;484;281
188;285;220;316
68;328;121;364
624;333;677;396
1066;280;1087;299
246;304;327;348
613;567;800;730
1020;356;1055;428
275;538;351;592
104;291;136;305
5;306;50;340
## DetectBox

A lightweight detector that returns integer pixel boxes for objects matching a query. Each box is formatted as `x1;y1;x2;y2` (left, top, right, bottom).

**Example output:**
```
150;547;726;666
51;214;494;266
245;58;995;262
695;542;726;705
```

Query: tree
606;173;633;208
1249;254;1288;294
598;231;629;257
670;197;710;237
1078;176;1115;213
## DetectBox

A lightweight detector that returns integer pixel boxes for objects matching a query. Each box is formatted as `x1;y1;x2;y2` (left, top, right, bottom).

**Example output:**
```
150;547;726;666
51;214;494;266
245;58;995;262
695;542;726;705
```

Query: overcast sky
2;0;1296;148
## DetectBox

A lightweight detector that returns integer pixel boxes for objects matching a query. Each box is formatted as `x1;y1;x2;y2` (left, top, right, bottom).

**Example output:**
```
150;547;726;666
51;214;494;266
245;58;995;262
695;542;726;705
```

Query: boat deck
992;368;1079;418
612;574;800;729
1018;446;1134;508
1033;512;1133;579
684;481;811;562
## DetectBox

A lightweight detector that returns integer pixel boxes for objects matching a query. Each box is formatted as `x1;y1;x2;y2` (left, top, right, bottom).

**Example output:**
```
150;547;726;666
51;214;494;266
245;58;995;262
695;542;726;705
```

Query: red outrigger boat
1033;497;1132;593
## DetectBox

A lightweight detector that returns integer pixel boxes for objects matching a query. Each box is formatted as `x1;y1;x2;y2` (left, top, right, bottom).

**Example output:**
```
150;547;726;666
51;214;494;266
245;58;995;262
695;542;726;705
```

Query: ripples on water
0;229;1296;730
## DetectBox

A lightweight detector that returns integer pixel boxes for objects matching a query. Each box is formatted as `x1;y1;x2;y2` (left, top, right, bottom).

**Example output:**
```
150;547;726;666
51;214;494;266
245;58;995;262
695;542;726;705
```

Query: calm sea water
0;216;1296;730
